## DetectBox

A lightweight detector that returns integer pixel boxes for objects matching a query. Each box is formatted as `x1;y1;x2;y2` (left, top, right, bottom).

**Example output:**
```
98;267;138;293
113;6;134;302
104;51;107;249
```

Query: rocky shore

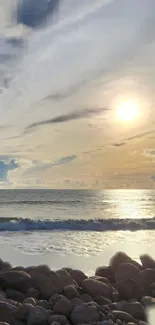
0;252;154;325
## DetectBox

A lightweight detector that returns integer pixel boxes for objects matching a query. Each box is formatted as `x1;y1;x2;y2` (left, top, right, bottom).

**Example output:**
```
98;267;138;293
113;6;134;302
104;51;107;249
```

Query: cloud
125;130;155;141
27;154;77;173
0;158;19;183
17;0;59;28
143;149;155;158
151;175;155;182
26;108;107;131
112;142;126;147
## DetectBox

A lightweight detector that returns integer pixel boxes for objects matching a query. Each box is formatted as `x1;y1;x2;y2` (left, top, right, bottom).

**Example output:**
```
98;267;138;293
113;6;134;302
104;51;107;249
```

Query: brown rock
27;306;48;325
116;301;146;320
31;271;61;299
116;277;143;300
140;254;155;269
5;289;25;302
49;315;69;325
95;266;115;283
53;298;72;317
70;303;100;325
15;303;34;320
115;263;139;282
70;270;87;286
63;285;80;300
0;271;31;293
82;278;111;298
112;310;136;323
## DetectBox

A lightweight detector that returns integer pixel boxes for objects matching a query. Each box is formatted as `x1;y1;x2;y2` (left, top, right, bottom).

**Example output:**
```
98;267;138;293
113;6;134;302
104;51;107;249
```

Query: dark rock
115;263;140;282
27;288;40;299
79;294;93;303
82;279;111;298
0;271;31;293
49;294;64;307
49;315;69;325
71;298;83;309
95;266;115;283
15;303;34;320
37;300;51;309
5;289;25;302
112;310;136;323
27;306;48;325
116;277;143;300
95;296;112;306
56;270;76;288
23;297;37;305
141;268;155;284
140;254;155;269
116;301;146;320
31;271;61;299
70;303;100;325
70;270;87;286
0;301;15;325
90;276;111;287
63;285;80;300
53;298;72;317
110;252;142;270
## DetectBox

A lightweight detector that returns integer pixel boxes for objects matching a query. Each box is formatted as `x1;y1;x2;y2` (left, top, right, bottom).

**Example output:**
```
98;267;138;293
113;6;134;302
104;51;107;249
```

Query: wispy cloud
27;154;77;173
125;130;155;141
26;108;107;131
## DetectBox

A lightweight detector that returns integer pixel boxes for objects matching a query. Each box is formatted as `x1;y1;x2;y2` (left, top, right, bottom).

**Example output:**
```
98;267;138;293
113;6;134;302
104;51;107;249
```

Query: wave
0;200;81;205
0;217;155;232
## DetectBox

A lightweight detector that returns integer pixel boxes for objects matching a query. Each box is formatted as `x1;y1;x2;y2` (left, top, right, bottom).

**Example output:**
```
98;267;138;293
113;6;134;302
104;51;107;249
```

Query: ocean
0;189;155;262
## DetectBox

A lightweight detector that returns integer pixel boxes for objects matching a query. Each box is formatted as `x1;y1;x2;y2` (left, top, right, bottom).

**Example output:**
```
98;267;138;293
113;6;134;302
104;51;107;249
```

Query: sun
117;101;139;122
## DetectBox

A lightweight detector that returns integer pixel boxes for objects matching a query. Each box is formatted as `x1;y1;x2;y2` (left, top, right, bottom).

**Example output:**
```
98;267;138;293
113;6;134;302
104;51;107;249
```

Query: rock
138;322;148;325
23;297;37;305
116;278;143;300
70;270;87;286
5;289;25;302
115;263;139;282
116;301;146;320
100;321;114;325
110;252;142;269
82;279;111;298
0;271;31;293
0;301;15;324
80;294;93;302
141;296;155;306
95;266;115;283
51;323;61;325
26;265;51;276
112;310;136;323
37;300;51;309
15;303;34;320
115;320;122;325
0;291;6;300
140;254;155;269
63;285;80;300
95;296;112;306
53;298;72;317
141;268;155;284
0;322;11;325
112;291;120;302
1;262;12;271
49;315;69;325
49;294;64;307
27;306;48;325
70;303;100;325
31;271;61;299
132;272;149;294
27;288;40;299
71;298;83;309
90;276;111;287
57;270;77;288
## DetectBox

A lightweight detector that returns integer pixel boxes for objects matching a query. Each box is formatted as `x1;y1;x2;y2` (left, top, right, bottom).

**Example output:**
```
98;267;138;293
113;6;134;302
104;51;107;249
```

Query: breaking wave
0;217;155;232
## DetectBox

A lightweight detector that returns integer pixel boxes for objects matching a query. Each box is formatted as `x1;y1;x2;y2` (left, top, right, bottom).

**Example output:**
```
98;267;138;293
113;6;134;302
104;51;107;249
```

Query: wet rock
112;310;136;323
116;301;146;320
5;289;25;302
15;303;34;320
71;303;100;325
115;263;139;282
95;266;115;283
23;297;37;305
0;271;31;293
49;315;69;325
140;254;155;269
27;288;40;299
116;278;143;300
70;270;87;286
53;298;72;317
63;285;80;300
27;306;48;325
82;279;111;298
31;271;61;299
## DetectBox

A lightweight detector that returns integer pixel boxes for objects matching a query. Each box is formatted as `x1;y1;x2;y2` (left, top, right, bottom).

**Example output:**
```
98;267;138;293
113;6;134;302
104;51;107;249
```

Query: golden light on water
117;101;139;122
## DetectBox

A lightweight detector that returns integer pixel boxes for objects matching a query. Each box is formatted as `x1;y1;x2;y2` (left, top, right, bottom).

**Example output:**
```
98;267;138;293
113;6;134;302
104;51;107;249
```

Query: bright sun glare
117;101;139;122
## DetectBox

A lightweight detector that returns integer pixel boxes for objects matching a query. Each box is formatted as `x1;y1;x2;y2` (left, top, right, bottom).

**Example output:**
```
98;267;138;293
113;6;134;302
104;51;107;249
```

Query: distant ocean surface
0;189;155;256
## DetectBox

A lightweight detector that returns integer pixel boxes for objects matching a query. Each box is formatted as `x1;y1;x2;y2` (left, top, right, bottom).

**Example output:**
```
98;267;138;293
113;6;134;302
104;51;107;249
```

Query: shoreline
0;249;154;324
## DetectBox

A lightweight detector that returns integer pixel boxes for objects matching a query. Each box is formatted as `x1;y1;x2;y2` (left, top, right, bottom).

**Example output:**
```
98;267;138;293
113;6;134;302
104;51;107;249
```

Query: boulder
140;254;155;269
27;306;48;325
31;271;61;299
0;301;15;324
63;285;80;300
23;297;37;305
26;265;51;276
112;291;120;302
141;269;155;284
70;270;87;286
141;296;155;306
79;294;92;303
116;301;146;320
112;310;136;323
15;303;34;320
37;300;51;310
110;252;142;269
0;323;11;325
90;276;111;287
71;298;83;309
95;266;115;283
0;271;31;293
70;303;100;325
116;277;143;300
27;288;40;299
49;294;64;307
53;298;72;317
49;315;69;325
5;289;25;302
95;296;112;306
82;278;111;298
115;263;139;282
56;270;76;288
100;321;114;325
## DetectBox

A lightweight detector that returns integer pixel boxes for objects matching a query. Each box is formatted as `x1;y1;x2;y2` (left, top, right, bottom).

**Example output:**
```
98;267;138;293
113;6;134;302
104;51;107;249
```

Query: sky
0;0;155;189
